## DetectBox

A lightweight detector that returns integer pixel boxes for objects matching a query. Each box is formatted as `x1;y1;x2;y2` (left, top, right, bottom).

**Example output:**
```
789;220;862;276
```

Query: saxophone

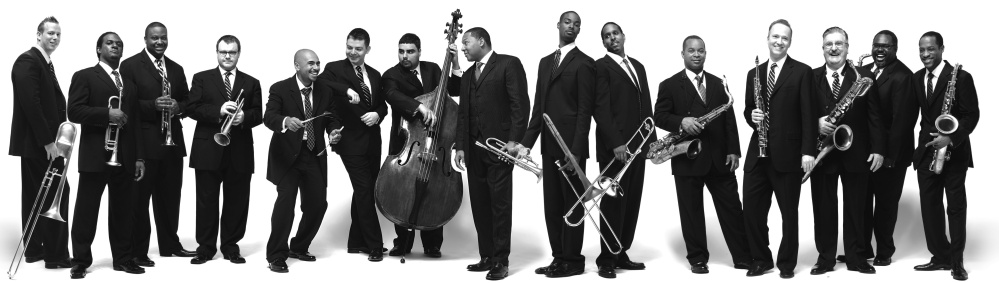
753;56;768;157
802;58;874;183
929;63;962;174
648;75;734;164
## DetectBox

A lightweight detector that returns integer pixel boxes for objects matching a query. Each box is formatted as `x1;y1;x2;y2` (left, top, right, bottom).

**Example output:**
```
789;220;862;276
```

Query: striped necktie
224;71;233;100
155;59;171;98
926;73;934;100
302;87;315;151
695;74;706;102
355;66;372;107
551;49;561;79
832;71;841;100
762;62;777;136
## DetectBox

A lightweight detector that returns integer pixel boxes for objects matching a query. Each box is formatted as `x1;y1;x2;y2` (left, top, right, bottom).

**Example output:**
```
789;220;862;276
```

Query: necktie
355;66;372;107
832;71;841;100
551;49;561;79
302;87;315;151
874;68;882;80
623;59;640;91
224;71;233;100
475;62;483;81
411;69;422;86
155;59;171;98
762;63;777;136
695;74;706;102
49;63;57;83
111;70;123;92
926;73;935;99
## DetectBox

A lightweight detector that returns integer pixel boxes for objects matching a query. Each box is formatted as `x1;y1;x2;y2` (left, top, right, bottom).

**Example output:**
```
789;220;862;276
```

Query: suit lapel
550;49;576;82
230;70;247;101
680;70;706;107
927;63;951;105
770;57;796;97
93;64;118;90
411;64;427;92
475;54;499;88
289;76;306;118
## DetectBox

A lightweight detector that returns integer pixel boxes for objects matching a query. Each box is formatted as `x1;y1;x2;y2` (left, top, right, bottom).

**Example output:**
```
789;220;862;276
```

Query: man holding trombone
186;35;262;265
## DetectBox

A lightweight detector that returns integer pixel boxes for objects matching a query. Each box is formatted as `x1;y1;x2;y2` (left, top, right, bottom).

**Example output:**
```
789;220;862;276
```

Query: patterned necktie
551;49;561;79
224;71;233;100
475;62;483;81
623;59;640;91
411;69;421;86
762;62;777;136
302;87;315;151
926;73;935;100
49;63;58;84
111;70;123;92
695;74;706;102
355;66;372;107
874;68;883;80
155;59;171;98
832;71;841;100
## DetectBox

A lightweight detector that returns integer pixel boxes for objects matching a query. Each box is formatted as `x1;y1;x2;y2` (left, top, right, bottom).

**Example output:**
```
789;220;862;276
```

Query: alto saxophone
647;75;734;164
929;63;962;174
802;58;874;183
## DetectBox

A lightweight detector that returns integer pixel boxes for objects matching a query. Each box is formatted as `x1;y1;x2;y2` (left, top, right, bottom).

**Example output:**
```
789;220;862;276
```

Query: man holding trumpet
186;35;262;265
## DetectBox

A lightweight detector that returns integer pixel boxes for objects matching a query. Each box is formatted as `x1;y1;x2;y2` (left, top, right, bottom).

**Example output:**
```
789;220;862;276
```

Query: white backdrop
1;0;996;282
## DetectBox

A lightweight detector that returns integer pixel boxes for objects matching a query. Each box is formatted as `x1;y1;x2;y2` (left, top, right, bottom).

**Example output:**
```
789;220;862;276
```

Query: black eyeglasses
218;50;239;57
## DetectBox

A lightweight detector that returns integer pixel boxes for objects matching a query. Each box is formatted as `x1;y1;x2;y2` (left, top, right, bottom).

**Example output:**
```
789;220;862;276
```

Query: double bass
374;9;464;260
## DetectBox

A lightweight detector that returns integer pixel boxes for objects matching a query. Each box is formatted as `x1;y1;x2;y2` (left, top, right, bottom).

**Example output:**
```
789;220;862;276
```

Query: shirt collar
685;68;704;81
98;61;118;77
825;63;845;77
33;45;52;63
219;66;237;79
606;52;628;64
478;50;494;65
296;74;312;90
927;61;945;79
769;55;787;70
557;43;576;57
146;49;166;66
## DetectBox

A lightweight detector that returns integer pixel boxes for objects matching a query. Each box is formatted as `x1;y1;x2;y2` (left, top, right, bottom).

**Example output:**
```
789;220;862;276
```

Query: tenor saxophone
929;63;962;174
647;75;734;164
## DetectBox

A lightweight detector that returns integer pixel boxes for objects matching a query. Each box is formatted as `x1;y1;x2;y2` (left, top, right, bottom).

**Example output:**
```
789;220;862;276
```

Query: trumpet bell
935;114;959;135
214;133;231;146
832;125;854;151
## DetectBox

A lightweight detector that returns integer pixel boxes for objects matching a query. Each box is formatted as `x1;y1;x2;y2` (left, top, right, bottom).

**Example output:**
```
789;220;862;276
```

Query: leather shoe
190;254;211;264
952;262;968;281
810;264;833;275
368;251;384;262
914;262;952;271
847;262;876;274
268;259;288;273
836;255;847;262
873;256;891;266
45;259;72;269
224;253;246;264
779;269;794;278
467;257;492;272
734;261;752;270
288;250;316;261
746;262;774;277
25;255;44;263
113;260;145;274
535;260;556;275
133;256;155;267
347;247;387;254
546;262;584;278
70;265;86;279
388;245;408;256
486;263;509;280
691;262;709;274
616;259;645;270
598;265;616;278
424;247;442;258
162;248;196;257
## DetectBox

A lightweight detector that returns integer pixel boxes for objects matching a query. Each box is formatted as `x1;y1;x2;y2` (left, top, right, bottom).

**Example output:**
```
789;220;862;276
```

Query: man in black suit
653;35;750;275
382;33;461;258
186;35;262;265
742;19;817;279
263;49;342;273
518;11;593;279
66;31;147;279
119;22;195;266
909;32;978;281
453;27;530;280
807;27;883;276
316;28;387;262
590;22;655;279
9;16;71;270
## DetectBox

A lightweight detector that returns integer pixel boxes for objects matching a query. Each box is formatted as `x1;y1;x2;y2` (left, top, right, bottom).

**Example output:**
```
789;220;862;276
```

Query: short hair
602;22;624;35
875;30;898;46
822;26;849;42
95;31;118;59
216;35;240;52
682;35;704;49
36;16;59;33
922;31;944;47
559;11;578;22
465;27;491;48
144;22;166;37
768;19;792;38
347;28;371;47
399;33;421;50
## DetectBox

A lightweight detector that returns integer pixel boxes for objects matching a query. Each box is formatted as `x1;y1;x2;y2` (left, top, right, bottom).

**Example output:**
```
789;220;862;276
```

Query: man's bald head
295;49;321;84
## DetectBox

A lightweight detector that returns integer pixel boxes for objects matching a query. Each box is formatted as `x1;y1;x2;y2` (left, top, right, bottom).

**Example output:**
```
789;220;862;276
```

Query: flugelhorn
930;63;962;174
802;58;874;183
105;96;122;166
475;137;542;182
215;89;244;146
8;122;76;279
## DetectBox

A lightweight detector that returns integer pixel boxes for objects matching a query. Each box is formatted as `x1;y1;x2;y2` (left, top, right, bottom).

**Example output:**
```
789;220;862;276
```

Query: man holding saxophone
186;35;262;265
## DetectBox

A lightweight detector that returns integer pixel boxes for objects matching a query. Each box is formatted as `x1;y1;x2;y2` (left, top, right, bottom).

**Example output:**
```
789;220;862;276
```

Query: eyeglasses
823;41;848;49
872;43;894;50
218;50;239;57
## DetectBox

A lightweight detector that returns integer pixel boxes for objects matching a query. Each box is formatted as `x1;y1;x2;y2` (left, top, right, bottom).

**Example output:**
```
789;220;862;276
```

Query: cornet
215;89;244;146
105;96;122;166
475;137;542;182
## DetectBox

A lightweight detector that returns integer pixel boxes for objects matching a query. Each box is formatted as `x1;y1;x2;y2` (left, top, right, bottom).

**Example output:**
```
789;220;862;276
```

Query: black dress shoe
836;255;847;262
546;262;584;278
347;247;368;254
810;264;833;275
616;259;645;270
113;260;145;274
25;255;44;263
368;250;384;262
190;254;212;264
467;257;492;272
535;260;557;275
268;259;289;273
133;256;155;267
734;261;752;270
388;245;408;256
70;265;86;279
873;256;891;266
779;269;794;278
691;262;709;274
598;265;616;278
45;259;72;269
223;253;246;264
288;250;316;261
847;262;876;274
424;247;442;258
162;248;197;257
952;262;968;281
746;262;773;277
486;263;508;280
914;262;952;271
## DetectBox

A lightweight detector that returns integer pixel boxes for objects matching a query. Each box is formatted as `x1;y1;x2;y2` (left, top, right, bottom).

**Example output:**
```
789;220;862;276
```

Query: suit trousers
742;158;802;272
71;168;135;267
392;225;443;252
266;144;328;262
809;170;868;267
672;164;751;265
541;154;586;264
343;153;384;252
133;153;185;256
20;157;70;262
194;147;251;257
861;165;907;259
595;159;644;266
466;140;513;265
917;169;967;265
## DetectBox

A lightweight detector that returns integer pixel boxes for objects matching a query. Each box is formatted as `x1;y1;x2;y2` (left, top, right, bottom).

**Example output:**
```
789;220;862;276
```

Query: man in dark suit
263;49;342;273
807;27;883;276
66;31;147;279
452;27;530;280
591;22;655;279
742;19;817;279
9;16;72;269
186;35;262;265
119;22;195;266
518;11;593;279
909;32;978;281
382;33;461;258
653;35;750;275
316;28;388;262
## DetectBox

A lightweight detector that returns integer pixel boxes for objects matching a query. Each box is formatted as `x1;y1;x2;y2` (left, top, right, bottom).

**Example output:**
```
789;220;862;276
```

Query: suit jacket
186;68;263;173
862;60;914;168
382;61;460;154
9;47;67;159
263;75;341;185
743;56;817;173
455;53;530;153
654;70;739;176
593;55;655;164
522;47;594;159
67;64;144;173
316;60;387;156
810;65;885;173
911;61;979;171
119;49;189;159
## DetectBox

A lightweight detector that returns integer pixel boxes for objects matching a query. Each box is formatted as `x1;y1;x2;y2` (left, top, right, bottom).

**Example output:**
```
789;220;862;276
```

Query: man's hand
801;155;816;173
454;149;466;171
232;110;244;126
416;104;436;127
818;116;835;136
220;101;238;116
156;96;179;114
681;117;703;136
284;117;304;132
559;153;582;174
751;109;765;124
926;132;953;149
449;44;462;69
109;108;128;125
613;144;629;162
346;89;361;104
44;142;60;160
135;160;146;181
328;128;342;145
726;154;740;172
502;141;519;156
868;153;884;172
361;112;380;126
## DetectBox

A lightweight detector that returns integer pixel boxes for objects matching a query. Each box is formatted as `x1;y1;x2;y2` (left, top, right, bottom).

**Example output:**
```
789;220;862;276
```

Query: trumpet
930;63;962;174
215;89;245;146
7;122;76;279
475;137;542;183
161;91;176;146
105;96;122;166
802;58;873;183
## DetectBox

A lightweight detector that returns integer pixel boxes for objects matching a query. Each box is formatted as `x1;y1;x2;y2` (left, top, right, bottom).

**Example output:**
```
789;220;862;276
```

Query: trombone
7;122;77;279
474;137;543;182
215;89;244;146
105;96;122;166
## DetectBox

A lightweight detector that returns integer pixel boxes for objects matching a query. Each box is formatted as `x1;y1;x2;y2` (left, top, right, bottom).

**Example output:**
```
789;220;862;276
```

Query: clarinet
754;56;768;157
